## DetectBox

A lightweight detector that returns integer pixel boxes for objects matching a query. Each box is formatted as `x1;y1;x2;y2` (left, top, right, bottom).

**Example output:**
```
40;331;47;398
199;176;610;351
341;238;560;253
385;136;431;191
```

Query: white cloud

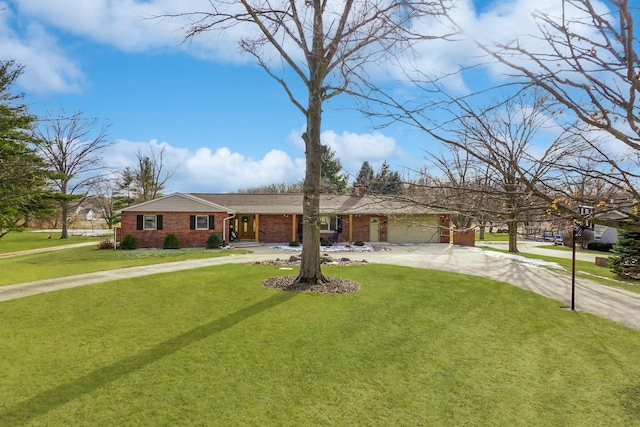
462;0;611;82
14;0;182;52
390;0;614;93
12;0;256;60
287;128;399;173
111;139;306;193
7;0;613;96
111;128;398;193
0;5;84;94
4;0;282;93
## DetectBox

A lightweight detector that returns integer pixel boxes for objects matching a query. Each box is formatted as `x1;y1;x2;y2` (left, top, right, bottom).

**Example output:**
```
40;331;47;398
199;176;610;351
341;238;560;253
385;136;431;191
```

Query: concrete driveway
1;243;639;331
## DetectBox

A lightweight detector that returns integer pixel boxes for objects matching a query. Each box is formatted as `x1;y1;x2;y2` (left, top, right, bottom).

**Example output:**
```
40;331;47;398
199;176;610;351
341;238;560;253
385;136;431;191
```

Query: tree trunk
479;222;486;241
295;85;326;285
507;220;518;253
60;202;69;239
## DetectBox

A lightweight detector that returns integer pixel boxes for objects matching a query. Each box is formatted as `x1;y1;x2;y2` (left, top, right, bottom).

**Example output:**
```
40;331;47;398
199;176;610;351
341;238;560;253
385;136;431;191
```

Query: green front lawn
0;247;248;286
1;264;639;426
0;230;106;254
476;232;509;241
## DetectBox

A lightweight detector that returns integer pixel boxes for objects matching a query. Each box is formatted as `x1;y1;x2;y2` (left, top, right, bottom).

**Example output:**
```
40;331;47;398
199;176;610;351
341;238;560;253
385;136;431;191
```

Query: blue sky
3;0;604;193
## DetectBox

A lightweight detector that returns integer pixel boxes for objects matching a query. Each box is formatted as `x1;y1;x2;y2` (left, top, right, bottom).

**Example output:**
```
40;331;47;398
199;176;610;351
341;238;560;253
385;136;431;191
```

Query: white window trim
319;215;337;232
143;215;157;230
195;215;209;230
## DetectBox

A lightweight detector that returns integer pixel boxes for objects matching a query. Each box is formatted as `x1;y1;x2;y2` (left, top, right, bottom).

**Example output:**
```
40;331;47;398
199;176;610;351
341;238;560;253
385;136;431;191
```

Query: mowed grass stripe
0;231;104;254
1;264;639;426
0;246;248;286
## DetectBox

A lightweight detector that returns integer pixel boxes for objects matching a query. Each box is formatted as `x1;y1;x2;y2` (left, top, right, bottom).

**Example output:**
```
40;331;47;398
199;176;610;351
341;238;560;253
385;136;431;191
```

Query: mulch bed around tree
261;275;360;294
257;254;363;293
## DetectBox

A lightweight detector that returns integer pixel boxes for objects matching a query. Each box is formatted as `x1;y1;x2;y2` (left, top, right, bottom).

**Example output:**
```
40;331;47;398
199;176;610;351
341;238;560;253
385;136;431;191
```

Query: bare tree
392;90;579;252
451;0;640;228
455;94;583;251
238;182;305;194
93;177;123;228
120;146;176;204
163;1;453;284
411;148;496;236
34;112;111;238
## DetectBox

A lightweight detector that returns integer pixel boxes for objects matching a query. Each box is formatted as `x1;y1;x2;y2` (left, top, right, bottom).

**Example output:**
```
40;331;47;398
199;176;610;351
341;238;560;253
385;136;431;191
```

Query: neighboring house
117;192;451;248
81;208;98;221
591;210;627;244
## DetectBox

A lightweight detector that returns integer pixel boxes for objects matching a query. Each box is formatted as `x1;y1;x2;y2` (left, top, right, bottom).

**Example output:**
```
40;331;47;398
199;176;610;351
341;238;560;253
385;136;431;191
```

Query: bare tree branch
34;111;111;238
159;0;454;284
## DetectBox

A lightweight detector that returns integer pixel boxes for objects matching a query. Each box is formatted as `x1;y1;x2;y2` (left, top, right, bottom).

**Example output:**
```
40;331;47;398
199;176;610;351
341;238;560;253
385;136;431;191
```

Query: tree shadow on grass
0;291;296;425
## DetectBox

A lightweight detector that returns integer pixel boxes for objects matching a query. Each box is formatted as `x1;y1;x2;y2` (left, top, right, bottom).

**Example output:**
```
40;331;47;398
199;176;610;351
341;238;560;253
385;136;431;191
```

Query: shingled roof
190;193;448;215
117;192;449;215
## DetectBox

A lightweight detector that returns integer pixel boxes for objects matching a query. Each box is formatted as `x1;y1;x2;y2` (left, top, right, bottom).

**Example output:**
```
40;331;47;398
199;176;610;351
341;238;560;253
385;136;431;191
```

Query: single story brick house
117;192;451;248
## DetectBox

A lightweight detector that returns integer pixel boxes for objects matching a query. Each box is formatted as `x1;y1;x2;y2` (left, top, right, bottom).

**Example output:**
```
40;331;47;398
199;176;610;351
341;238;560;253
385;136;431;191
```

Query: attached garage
387;215;442;243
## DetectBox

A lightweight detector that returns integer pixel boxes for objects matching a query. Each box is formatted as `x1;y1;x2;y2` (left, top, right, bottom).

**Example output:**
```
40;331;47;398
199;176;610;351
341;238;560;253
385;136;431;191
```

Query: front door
236;215;256;240
370;217;380;242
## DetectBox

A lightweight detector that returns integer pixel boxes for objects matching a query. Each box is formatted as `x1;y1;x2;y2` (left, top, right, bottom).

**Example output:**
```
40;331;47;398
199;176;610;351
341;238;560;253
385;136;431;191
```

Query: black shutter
157;215;163;230
337;215;343;233
209;215;215;229
136;215;143;230
190;215;196;230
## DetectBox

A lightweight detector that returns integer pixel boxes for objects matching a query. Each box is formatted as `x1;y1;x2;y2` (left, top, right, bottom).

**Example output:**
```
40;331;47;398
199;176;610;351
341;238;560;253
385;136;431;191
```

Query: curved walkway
1;243;639;331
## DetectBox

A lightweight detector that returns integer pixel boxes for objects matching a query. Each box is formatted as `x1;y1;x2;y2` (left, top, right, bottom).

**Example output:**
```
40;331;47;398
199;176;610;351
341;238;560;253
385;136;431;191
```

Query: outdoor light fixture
571;207;594;311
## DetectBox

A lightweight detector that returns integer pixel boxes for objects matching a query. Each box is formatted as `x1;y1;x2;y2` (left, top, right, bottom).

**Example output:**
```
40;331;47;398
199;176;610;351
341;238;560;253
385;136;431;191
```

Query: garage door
387;215;441;243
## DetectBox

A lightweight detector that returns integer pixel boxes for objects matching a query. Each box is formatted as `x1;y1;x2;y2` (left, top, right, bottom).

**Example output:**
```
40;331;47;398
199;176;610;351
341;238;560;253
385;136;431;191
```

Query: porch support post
292;214;297;242
349;214;353;243
255;214;260;242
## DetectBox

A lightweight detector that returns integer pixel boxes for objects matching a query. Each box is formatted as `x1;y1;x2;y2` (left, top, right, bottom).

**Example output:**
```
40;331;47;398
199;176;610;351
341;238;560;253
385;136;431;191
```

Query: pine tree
320;145;348;194
373;161;403;194
0;61;52;238
352;161;375;194
610;230;640;280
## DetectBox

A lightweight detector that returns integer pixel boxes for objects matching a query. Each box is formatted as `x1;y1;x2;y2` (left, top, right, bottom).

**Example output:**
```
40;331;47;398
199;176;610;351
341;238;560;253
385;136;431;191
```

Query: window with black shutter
140;215;159;230
191;215;212;230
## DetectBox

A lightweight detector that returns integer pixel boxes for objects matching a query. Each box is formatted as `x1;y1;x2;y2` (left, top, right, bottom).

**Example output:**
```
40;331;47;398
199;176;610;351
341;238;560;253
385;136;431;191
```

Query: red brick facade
251;214;385;244
347;215;387;243
120;207;449;248
120;211;225;248
257;214;295;243
120;211;394;248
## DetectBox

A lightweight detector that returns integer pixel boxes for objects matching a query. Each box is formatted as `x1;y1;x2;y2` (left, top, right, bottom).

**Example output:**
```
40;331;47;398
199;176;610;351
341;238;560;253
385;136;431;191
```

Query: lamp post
571;207;594;311
571;224;580;311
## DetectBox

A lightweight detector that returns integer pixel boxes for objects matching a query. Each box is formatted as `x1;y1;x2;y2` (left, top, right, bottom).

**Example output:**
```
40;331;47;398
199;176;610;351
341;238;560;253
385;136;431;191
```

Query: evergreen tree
320;145;348;194
610;230;640;280
353;161;403;195
373;161;403;194
352;161;375;194
0;61;52;238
